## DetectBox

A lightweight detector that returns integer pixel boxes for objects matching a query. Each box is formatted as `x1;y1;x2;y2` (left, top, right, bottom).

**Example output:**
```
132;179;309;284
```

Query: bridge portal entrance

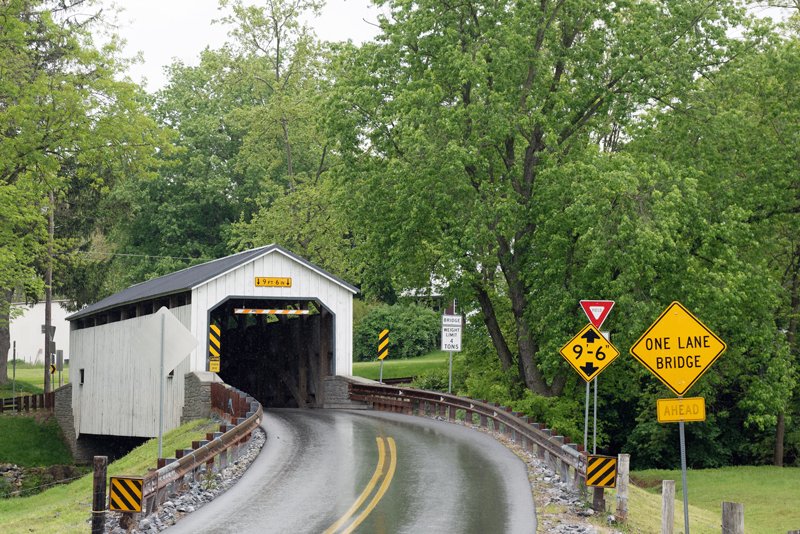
209;297;334;408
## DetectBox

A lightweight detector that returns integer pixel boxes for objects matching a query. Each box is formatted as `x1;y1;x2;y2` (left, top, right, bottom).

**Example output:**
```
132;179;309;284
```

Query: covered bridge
66;244;358;440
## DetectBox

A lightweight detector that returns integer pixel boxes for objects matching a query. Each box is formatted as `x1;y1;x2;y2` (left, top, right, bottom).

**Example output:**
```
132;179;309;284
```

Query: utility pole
43;190;54;394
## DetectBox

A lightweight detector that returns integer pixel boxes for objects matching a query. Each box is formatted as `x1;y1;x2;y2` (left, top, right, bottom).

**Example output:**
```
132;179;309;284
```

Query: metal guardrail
139;383;263;515
349;381;588;491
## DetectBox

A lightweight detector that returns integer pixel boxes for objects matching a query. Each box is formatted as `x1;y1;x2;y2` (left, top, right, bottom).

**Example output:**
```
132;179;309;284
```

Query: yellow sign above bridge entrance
630;302;726;397
255;277;292;287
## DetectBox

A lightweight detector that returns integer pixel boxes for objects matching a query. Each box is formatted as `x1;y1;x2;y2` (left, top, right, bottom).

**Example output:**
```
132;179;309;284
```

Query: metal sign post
679;416;690;534
584;381;590;452
593;377;598;454
158;312;165;459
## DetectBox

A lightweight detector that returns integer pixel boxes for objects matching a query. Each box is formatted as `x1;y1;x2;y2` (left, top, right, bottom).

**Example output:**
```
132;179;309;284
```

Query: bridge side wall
69;304;192;438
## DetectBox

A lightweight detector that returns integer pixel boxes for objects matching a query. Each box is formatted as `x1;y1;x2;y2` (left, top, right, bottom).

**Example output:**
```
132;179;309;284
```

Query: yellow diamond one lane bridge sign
630;301;726;397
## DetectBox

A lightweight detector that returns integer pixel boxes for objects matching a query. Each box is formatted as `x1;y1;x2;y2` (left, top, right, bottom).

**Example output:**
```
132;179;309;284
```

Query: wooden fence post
722;502;744;534
662;480;675;534
592;487;605;513
616;453;629;521
91;456;108;534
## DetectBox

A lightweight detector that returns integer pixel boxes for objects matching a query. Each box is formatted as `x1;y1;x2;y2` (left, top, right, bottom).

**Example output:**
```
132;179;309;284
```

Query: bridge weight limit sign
441;314;462;394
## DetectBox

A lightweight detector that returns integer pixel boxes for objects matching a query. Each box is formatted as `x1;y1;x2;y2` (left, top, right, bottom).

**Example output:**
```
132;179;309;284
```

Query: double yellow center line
324;436;397;534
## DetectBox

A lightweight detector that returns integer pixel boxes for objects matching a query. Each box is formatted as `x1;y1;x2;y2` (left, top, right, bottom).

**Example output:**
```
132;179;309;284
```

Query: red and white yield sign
580;300;615;329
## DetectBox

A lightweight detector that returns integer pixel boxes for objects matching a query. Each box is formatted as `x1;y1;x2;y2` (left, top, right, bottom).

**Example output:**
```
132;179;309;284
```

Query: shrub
510;390;583;444
412;369;450;392
354;304;441;361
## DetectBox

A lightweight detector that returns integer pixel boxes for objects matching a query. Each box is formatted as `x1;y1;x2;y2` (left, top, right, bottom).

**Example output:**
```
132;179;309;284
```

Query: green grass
0;414;73;466
2;364;70;398
618;466;800;534
596;466;800;533
599;481;720;534
0;418;217;534
352;350;451;380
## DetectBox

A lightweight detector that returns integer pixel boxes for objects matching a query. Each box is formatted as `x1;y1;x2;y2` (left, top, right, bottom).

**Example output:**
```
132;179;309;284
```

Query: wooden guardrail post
592;487;605;513
616;453;629;521
662;480;675;534
91;456;108;534
722;502;744;534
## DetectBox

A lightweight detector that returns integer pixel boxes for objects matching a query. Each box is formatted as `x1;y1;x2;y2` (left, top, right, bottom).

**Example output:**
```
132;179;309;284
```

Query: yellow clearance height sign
630;301;726;397
255;277;292;287
559;324;619;382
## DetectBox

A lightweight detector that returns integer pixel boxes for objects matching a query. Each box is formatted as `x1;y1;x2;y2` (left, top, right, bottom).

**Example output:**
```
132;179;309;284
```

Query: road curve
166;409;536;534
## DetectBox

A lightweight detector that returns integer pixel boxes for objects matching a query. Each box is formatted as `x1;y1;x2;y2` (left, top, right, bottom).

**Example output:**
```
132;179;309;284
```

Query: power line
74;251;211;261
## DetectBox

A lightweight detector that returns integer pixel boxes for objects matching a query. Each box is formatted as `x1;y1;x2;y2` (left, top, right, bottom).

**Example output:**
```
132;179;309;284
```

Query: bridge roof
67;244;358;321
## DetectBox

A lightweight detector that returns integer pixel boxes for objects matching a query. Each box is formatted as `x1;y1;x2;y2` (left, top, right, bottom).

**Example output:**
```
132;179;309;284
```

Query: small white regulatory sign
441;315;462;352
442;315;462;327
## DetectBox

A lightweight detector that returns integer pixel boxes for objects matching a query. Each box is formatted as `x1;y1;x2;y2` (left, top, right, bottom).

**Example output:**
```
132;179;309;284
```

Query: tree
108;0;346;286
330;0;749;396
629;33;800;465
0;0;166;383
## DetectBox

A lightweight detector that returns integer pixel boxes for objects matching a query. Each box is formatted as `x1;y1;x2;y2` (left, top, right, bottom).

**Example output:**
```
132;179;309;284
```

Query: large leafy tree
630;31;800;465
0;0;166;383
331;0;749;396
109;0;356;286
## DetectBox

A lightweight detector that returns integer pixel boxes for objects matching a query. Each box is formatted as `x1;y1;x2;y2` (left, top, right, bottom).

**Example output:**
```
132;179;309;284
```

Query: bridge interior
209;298;334;408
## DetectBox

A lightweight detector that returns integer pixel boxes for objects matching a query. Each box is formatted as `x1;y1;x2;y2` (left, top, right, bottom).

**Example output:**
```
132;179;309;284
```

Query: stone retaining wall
181;371;223;424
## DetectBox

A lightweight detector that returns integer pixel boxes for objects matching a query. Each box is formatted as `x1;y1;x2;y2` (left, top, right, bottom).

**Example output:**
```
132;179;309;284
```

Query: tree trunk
0;289;13;386
497;240;559;396
515;317;558;397
774;412;785;467
474;285;514;371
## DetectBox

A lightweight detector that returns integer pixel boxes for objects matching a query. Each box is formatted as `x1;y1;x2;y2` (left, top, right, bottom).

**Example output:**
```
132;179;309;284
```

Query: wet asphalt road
166;409;536;534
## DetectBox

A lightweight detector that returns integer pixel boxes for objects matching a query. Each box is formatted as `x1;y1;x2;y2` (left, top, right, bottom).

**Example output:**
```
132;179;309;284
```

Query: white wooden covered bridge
66;245;358;440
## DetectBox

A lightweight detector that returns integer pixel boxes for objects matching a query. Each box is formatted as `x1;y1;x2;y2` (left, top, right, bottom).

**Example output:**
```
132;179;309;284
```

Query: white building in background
8;301;72;364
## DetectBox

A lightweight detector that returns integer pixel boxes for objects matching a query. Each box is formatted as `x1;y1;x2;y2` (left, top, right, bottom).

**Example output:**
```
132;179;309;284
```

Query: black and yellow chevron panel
109;476;143;512
586;455;617;488
209;324;221;358
378;329;389;360
209;323;221;373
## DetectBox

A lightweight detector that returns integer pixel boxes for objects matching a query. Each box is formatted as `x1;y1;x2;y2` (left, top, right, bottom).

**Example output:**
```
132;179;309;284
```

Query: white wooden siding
70;305;192;438
189;249;353;376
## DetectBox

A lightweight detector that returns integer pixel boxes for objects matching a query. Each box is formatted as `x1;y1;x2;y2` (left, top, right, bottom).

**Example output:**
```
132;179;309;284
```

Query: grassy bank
0;418;216;534
618;465;800;533
2;363;70;398
352;350;451;380
0;414;72;466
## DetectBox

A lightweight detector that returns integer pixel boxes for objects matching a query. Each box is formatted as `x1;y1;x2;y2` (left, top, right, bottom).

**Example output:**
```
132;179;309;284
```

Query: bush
412;369;450;391
510;390;583;445
354;304;441;361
